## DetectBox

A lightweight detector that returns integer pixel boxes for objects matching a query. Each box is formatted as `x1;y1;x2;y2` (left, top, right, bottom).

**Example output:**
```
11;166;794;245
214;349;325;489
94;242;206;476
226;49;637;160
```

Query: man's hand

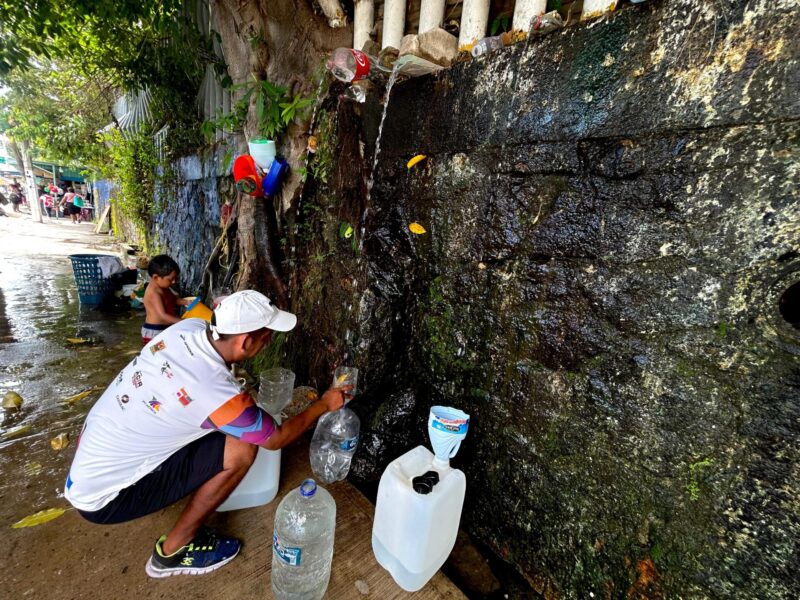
320;385;353;412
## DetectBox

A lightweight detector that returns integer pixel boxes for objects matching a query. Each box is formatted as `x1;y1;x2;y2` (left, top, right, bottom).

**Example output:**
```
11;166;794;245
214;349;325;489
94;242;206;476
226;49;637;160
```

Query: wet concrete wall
150;151;229;292
286;0;800;597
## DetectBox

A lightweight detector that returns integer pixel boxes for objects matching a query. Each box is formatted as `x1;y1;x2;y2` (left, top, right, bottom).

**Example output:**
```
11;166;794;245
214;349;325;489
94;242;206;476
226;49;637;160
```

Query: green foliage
686;458;714;502
547;0;563;12
0;59;115;165
490;13;511;36
97;129;159;229
203;78;313;141
309;111;333;185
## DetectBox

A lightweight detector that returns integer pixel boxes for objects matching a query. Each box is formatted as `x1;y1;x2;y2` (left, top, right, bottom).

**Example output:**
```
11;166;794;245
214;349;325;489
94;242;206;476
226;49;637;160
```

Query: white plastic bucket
217;446;281;511
248;139;276;170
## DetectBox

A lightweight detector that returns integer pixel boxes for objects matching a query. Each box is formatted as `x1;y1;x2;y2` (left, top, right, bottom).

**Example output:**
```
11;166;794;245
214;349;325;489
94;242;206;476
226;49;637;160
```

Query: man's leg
161;436;257;555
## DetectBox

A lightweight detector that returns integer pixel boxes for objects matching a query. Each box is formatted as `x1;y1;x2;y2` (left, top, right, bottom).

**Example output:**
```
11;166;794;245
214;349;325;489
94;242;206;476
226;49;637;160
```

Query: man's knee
224;437;258;472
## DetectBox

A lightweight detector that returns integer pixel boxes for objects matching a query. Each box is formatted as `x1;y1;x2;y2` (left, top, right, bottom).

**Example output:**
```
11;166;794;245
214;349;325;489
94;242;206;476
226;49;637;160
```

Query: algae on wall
283;0;799;597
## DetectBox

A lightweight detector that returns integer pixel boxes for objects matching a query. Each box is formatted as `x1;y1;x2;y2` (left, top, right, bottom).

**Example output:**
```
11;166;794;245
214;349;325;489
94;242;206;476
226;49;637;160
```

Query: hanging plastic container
182;296;213;322
272;479;336;600
218;415;282;511
262;157;289;197
372;406;470;592
233;155;263;197
248;139;276;171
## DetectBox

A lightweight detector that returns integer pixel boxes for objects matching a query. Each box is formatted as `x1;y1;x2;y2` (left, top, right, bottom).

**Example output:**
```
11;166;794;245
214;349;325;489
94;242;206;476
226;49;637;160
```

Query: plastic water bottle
309;407;360;483
327;48;372;82
471;36;504;57
272;479;336;600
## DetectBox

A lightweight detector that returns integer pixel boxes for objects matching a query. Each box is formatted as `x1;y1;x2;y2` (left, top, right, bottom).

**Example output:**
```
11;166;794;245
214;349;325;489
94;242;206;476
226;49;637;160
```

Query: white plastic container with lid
372;406;470;592
217;412;283;512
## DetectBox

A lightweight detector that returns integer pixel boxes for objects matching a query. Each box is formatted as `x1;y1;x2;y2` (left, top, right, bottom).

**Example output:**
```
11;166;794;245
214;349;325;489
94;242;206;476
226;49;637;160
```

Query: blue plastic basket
68;254;114;305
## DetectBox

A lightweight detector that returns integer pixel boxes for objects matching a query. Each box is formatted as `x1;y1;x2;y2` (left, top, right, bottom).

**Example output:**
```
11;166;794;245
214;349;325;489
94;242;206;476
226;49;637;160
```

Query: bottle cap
411;470;440;495
300;479;317;497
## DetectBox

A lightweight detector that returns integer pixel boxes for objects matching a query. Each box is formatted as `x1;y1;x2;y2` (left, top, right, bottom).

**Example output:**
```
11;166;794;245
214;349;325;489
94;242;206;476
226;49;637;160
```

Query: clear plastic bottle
326;48;372;82
309;406;361;483
272;479;336;600
471;36;505;57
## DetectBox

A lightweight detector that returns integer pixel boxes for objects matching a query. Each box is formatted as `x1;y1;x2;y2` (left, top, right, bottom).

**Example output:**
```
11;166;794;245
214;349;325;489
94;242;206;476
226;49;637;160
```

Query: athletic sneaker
145;528;241;578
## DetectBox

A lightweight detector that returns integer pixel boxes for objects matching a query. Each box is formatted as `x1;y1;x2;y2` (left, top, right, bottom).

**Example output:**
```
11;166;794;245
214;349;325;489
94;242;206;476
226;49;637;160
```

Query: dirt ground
0;213;464;599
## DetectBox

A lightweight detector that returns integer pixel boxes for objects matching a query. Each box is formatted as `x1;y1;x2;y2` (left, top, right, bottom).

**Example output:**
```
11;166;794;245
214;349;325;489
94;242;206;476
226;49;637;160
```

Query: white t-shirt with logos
65;319;244;511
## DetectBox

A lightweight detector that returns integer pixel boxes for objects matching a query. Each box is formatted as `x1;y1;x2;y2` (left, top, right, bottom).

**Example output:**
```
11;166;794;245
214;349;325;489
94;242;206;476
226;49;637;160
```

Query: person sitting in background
142;255;190;345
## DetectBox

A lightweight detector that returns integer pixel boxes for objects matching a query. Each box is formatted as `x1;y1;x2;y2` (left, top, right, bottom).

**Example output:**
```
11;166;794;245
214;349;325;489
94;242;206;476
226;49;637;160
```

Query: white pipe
581;0;619;21
354;0;374;51
459;0;490;48
419;0;446;34
382;0;407;49
317;0;347;28
512;0;547;32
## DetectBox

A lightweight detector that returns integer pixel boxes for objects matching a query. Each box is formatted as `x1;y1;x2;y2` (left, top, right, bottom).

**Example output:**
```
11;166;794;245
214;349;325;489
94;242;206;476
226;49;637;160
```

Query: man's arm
261;386;352;450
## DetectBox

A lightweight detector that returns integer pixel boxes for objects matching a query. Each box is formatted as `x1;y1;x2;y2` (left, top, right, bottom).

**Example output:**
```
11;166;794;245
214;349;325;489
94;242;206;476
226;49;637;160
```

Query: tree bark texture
212;0;352;305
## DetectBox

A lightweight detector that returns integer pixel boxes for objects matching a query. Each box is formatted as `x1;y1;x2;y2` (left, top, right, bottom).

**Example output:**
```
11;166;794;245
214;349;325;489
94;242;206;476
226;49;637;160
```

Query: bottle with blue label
272;479;336;600
310;404;361;484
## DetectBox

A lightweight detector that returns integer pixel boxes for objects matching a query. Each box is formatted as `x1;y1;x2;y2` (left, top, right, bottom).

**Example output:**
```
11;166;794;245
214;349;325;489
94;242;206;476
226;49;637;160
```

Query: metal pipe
382;0;407;49
419;0;446;34
354;0;374;51
458;0;490;48
512;0;547;32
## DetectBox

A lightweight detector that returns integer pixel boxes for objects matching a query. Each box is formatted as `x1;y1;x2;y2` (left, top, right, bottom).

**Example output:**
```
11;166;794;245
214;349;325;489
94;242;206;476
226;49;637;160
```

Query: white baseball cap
210;290;297;339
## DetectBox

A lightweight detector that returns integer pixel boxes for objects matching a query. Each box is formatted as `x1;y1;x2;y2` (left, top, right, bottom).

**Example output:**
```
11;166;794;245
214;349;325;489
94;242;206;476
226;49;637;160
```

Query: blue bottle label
339;435;359;452
273;533;301;566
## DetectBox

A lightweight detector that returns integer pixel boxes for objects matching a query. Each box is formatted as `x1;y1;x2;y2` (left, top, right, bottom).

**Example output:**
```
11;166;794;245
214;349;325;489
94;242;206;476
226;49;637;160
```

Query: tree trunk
10;139;42;223
212;0;352;306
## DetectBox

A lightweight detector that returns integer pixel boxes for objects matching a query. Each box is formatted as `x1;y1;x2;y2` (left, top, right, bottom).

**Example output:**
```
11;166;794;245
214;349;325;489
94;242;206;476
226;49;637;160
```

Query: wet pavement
0;215;141;536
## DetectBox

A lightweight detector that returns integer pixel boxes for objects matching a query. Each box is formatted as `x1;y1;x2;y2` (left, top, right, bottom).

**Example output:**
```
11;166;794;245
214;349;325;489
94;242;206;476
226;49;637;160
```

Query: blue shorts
78;432;226;525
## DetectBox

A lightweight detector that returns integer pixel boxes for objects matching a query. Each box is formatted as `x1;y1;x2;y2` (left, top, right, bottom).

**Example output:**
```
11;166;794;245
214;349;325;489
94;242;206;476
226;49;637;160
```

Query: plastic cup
258;367;296;416
248;139;276;171
332;366;358;396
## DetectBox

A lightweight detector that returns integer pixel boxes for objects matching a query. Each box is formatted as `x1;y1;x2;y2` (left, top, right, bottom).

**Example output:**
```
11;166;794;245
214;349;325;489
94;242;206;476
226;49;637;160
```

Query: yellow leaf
336;374;349;385
409;222;427;235
306;390;318;402
2;391;23;409
1;424;31;440
50;433;70;450
406;154;427;169
24;462;43;476
61;389;93;405
344;225;354;238
66;338;88;344
11;507;69;529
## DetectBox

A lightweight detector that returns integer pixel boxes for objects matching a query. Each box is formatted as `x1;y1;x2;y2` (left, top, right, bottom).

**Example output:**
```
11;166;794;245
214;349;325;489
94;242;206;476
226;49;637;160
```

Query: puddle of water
0;256;143;446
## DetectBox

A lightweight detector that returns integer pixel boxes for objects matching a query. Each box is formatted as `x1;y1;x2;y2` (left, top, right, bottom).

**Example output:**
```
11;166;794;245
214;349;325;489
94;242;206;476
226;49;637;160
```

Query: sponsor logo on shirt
144;398;162;414
179;334;195;357
116;372;123;385
150;340;166;355
176;387;193;407
161;361;174;379
116;394;130;410
132;357;138;366
132;371;143;388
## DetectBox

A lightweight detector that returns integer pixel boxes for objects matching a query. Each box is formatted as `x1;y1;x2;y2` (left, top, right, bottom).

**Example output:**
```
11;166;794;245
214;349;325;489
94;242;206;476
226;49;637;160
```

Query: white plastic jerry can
371;445;467;592
217;446;281;511
218;413;282;512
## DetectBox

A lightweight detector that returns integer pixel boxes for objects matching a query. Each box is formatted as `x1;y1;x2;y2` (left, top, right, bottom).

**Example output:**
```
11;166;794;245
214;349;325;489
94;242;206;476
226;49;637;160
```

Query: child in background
142;255;190;346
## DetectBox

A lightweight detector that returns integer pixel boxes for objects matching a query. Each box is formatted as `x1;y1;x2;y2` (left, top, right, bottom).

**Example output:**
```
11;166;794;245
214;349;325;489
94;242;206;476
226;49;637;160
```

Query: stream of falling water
359;66;401;252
